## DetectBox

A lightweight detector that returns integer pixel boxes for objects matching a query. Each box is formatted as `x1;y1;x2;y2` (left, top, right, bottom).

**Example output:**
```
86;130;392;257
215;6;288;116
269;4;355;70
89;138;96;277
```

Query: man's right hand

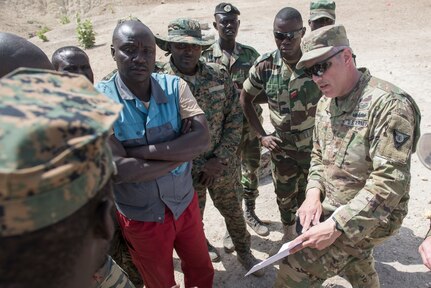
260;135;283;153
297;188;323;233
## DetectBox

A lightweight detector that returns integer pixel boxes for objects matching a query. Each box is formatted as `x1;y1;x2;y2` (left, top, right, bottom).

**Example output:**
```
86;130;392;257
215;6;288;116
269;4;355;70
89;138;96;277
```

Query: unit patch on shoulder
393;130;410;149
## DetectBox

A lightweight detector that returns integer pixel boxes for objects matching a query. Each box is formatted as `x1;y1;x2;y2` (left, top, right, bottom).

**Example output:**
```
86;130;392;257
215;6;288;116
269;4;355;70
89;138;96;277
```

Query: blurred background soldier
308;0;336;31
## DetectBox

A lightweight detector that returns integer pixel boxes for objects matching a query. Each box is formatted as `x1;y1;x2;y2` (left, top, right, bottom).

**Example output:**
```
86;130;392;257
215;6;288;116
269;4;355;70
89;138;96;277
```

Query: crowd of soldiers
0;0;430;287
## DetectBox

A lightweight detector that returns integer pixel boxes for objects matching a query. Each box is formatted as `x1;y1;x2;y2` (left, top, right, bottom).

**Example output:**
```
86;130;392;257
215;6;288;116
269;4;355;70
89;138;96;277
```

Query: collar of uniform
168;57;207;79
329;68;371;115
212;41;242;58
115;73;168;104
274;49;304;80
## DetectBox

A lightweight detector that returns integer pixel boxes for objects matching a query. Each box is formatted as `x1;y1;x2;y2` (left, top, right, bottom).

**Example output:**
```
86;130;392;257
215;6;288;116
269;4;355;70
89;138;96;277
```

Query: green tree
76;15;95;49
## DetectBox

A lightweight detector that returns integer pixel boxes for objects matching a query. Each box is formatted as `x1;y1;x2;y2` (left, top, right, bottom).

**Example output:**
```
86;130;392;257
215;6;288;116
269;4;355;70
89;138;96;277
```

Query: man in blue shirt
96;19;214;288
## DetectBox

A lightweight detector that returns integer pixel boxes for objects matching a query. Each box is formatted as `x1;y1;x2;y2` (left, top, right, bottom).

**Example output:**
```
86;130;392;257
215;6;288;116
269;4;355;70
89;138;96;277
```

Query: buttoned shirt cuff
242;78;262;97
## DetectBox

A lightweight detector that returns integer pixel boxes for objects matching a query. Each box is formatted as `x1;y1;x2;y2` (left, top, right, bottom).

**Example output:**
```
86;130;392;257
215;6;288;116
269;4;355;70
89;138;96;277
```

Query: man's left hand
289;218;342;254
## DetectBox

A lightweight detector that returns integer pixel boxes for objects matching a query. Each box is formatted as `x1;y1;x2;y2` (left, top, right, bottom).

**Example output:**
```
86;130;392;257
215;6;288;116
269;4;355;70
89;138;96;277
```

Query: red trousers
117;193;214;288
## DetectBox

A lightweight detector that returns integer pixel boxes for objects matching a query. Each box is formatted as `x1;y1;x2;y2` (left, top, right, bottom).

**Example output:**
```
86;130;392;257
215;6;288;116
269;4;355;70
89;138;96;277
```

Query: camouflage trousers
110;216;143;287
271;141;311;226
93;255;136;288
274;243;379;288
238;105;263;200
194;164;251;254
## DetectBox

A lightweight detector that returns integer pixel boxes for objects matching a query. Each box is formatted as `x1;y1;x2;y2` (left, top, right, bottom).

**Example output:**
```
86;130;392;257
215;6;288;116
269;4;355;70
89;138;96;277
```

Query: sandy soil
1;0;431;287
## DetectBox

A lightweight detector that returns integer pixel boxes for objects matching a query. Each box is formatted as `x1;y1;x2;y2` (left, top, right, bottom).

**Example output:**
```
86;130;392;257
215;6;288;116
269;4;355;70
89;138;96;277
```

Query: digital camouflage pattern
297;24;349;69
155;18;214;52
309;0;336;21
243;49;322;225
156;59;251;254
94;256;136;288
202;41;263;196
0;68;121;237
277;69;421;287
110;219;143;286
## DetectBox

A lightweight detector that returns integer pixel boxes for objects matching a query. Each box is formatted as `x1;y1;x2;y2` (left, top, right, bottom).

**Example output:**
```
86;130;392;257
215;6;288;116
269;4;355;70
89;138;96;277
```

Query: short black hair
0;182;112;288
51;46;88;70
274;7;303;23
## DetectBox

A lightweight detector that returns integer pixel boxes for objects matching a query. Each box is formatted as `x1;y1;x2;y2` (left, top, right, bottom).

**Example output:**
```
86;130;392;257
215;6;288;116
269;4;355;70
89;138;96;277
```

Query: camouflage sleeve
333;96;420;244
242;62;265;97
305;120;326;199
94;256;136;288
213;69;243;160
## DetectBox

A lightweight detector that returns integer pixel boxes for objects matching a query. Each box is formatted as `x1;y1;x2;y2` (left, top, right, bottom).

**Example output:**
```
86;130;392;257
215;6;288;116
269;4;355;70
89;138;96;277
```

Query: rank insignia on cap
393;130;410;149
224;4;232;12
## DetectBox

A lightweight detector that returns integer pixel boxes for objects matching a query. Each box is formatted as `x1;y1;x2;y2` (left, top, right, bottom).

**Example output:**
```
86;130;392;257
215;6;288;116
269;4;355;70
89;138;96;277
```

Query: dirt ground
1;0;431;287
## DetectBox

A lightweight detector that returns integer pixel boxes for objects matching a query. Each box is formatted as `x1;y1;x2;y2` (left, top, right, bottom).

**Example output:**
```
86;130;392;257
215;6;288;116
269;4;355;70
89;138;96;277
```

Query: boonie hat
310;0;336;21
214;2;240;16
297;24;349;69
155;18;215;51
0;68;121;237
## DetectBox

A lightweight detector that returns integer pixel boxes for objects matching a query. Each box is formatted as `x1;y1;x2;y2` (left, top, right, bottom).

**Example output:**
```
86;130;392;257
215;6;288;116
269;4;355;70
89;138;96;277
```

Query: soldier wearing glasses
275;24;421;287
240;7;321;246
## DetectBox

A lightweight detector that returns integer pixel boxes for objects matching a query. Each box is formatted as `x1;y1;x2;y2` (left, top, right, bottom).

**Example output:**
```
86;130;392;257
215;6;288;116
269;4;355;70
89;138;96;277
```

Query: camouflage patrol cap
155;18;215;51
310;0;336;21
0;68;122;237
297;24;349;69
214;2;240;16
417;133;431;170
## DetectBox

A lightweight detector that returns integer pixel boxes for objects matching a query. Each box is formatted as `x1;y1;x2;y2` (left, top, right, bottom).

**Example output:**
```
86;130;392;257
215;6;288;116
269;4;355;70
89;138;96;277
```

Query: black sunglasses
303;49;345;78
273;28;304;41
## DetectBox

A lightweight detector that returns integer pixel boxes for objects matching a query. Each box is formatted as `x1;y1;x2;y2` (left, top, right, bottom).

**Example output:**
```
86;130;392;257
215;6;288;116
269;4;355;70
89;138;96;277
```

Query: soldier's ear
110;45;115;60
213;21;217;30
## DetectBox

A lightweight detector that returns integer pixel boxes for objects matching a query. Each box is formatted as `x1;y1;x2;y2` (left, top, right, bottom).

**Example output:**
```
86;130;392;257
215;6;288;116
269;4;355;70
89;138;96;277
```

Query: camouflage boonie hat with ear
417;133;431;170
155;18;215;51
310;0;336;21
0;68;122;237
297;24;349;69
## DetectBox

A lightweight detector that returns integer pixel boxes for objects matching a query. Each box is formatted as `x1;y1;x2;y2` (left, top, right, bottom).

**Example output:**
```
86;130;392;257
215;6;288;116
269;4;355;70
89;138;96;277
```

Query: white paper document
245;241;302;277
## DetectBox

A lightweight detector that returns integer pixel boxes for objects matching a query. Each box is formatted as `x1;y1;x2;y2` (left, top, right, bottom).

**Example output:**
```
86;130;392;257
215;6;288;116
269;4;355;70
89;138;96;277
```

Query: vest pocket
146;122;176;144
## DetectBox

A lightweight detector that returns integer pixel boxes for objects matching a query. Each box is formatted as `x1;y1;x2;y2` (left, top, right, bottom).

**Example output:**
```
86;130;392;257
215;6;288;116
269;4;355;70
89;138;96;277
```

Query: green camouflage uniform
242;50;322;225
0;68;134;288
275;69;421;287
202;41;262;199
156;59;251;254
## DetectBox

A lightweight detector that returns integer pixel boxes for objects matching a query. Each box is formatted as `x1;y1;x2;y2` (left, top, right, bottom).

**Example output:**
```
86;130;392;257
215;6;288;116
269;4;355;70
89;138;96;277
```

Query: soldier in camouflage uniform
275;24;421;287
201;3;269;252
0;32;135;288
0;68;135;288
416;134;431;270
155;18;264;276
308;0;336;31
240;7;322;244
51;44;143;288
